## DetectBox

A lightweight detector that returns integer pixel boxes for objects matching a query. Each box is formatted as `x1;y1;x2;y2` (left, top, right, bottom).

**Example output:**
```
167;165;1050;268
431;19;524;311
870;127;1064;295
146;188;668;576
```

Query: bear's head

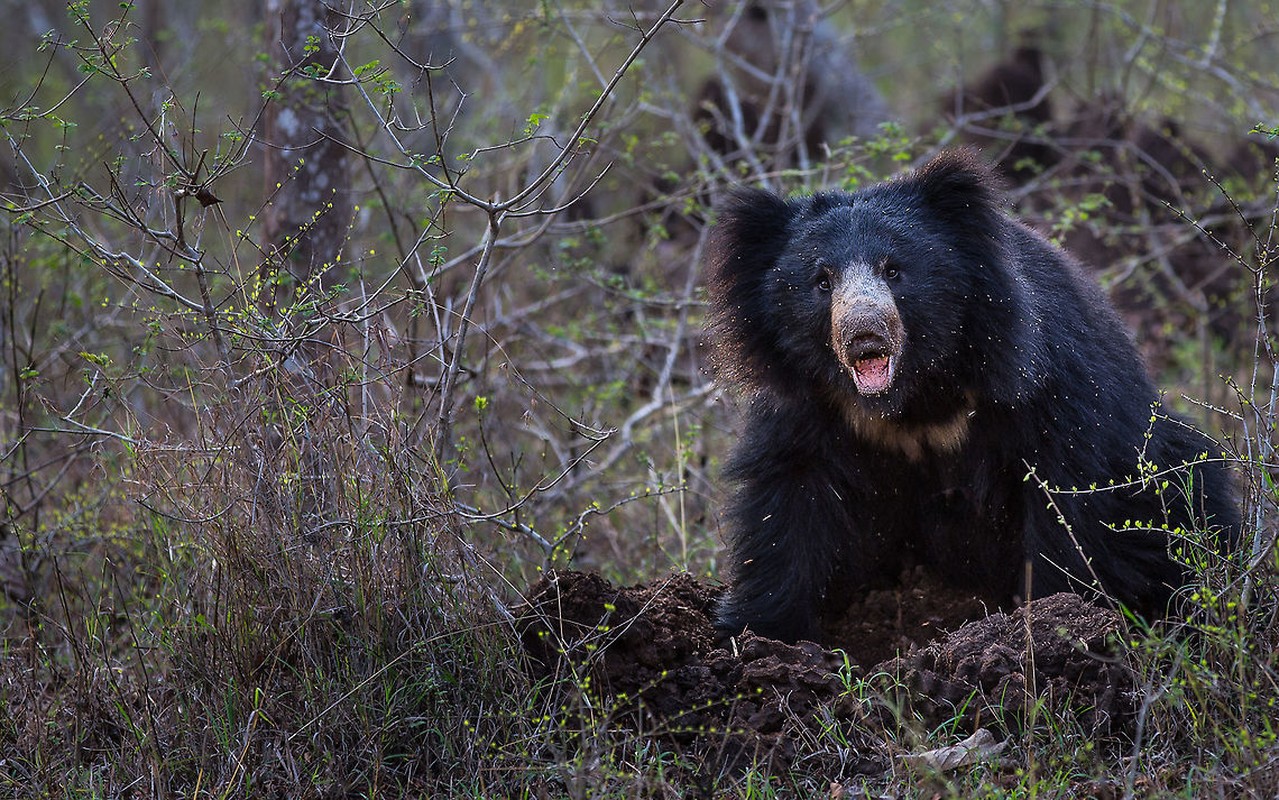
706;149;1037;424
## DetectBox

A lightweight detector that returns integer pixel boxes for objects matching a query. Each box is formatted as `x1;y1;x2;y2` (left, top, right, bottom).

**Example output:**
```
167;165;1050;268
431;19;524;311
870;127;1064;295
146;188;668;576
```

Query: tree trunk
261;0;351;299
258;0;352;539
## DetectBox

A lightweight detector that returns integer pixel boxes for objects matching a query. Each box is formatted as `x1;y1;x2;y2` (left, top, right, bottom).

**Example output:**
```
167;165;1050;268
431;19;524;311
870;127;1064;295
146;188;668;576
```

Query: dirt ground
517;568;1133;777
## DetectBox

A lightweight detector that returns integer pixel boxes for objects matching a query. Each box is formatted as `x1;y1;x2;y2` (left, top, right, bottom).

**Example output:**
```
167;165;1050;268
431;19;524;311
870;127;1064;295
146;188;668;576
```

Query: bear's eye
884;265;901;281
816;273;832;293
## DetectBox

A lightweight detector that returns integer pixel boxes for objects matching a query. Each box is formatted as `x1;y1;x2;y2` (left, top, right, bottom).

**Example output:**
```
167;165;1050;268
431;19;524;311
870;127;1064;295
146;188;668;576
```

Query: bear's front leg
714;459;854;643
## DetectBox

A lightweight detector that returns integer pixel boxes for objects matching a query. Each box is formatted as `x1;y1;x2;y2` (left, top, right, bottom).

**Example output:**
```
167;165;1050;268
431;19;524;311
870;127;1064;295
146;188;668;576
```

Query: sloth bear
706;149;1239;643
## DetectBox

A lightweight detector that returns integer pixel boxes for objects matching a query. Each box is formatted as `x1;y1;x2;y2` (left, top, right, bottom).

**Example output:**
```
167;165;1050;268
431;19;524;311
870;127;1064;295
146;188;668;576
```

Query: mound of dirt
516;569;1132;773
876;592;1133;735
518;571;884;774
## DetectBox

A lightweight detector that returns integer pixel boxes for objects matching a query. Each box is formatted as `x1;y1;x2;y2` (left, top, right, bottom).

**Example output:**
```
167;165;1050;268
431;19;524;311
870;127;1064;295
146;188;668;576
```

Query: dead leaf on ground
900;727;1007;772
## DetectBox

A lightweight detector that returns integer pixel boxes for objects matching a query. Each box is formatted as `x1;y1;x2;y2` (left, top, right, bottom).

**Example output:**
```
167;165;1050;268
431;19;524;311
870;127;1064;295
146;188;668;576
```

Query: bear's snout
843;329;892;359
832;299;904;396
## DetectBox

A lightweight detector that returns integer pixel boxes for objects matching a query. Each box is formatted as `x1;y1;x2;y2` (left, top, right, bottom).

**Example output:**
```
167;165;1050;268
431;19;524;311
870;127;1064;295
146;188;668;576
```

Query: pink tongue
852;356;892;394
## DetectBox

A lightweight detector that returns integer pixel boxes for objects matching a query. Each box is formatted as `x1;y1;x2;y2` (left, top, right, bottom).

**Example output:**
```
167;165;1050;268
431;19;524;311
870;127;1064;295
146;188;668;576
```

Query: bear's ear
704;187;801;389
907;148;1006;224
706;187;798;287
712;188;796;260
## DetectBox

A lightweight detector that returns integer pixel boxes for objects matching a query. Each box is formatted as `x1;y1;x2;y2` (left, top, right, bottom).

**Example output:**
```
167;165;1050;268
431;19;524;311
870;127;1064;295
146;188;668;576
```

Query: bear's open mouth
851;355;894;395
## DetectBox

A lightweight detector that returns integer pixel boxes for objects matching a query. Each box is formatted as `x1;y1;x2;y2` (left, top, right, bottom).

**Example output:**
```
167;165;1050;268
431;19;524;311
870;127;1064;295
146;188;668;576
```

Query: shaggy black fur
707;149;1240;643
